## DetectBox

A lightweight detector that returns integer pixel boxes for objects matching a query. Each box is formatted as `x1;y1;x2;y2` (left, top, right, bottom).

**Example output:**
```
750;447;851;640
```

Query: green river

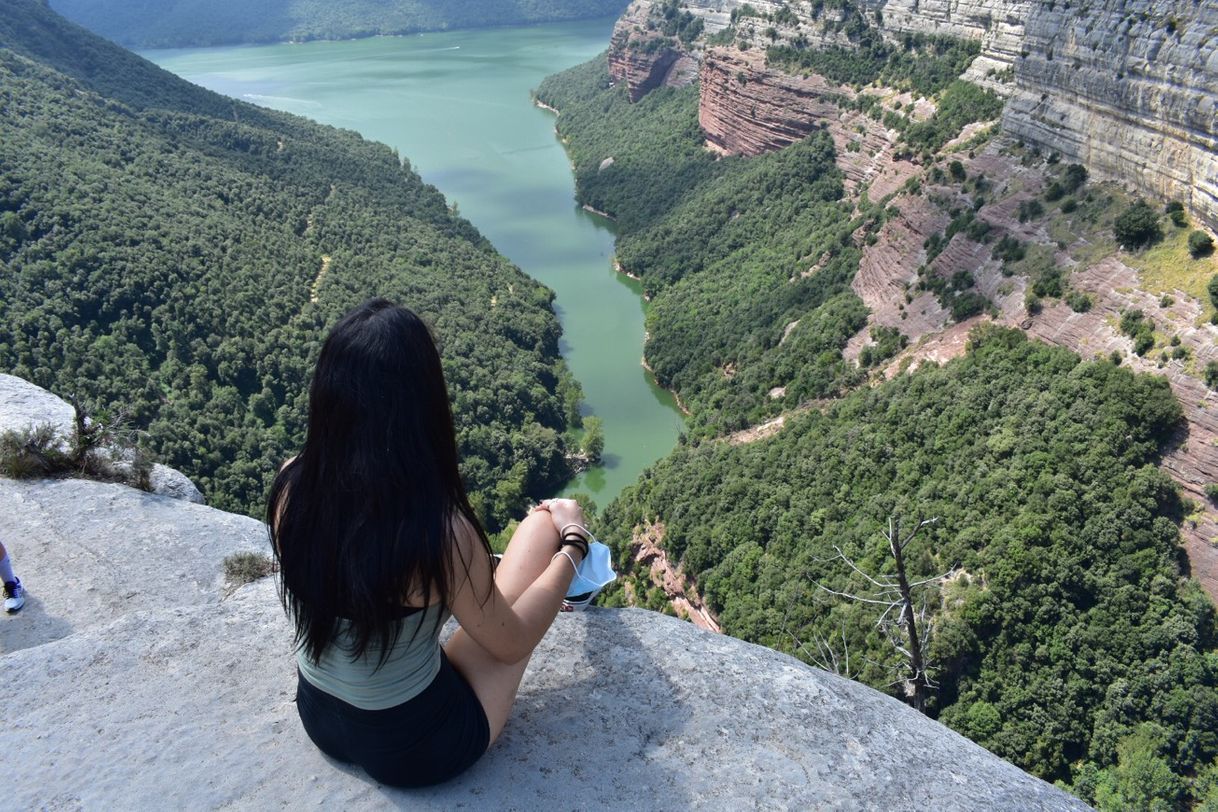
146;18;684;504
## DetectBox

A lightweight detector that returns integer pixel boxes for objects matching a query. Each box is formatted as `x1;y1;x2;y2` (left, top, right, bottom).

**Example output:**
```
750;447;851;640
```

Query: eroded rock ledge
1004;0;1218;230
2;476;1086;809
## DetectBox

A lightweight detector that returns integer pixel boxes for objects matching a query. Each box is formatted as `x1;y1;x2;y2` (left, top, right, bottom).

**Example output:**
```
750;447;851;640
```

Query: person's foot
4;578;24;613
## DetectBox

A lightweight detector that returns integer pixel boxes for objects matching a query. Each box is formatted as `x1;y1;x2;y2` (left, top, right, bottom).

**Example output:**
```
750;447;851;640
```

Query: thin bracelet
559;522;593;541
552;549;579;576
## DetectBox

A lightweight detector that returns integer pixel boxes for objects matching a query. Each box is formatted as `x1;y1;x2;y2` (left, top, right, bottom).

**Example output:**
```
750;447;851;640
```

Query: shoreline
612;258;641;282
136;13;623;53
611;258;688;415
641;357;691;416
533;97;560;115
582;202;615;220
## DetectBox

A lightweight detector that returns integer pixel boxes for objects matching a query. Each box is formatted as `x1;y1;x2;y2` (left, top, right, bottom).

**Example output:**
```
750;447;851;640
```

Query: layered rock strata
607;0;817;100
700;46;922;197
608;1;702;100
1003;0;1218;231
699;46;846;155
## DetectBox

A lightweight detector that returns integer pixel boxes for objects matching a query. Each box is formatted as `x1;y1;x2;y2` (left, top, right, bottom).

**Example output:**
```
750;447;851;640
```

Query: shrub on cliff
1113;200;1162;249
0;425;73;479
1189;230;1214;258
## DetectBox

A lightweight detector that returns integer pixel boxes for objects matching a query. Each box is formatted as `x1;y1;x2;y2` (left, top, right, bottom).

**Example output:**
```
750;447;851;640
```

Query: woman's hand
535;499;587;563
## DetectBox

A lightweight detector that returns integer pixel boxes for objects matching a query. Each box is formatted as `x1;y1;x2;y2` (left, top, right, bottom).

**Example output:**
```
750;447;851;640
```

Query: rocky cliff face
858;0;1030;93
700;46;922;197
2;473;1086;807
607;1;708;100
699;46;843;155
1003;0;1218;230
610;0;1217;229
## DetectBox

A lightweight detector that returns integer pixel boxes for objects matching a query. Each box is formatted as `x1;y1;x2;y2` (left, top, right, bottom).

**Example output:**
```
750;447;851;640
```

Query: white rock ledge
2;478;1088;810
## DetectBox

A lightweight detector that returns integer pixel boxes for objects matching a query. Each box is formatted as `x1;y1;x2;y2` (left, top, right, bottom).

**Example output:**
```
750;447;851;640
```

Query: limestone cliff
2;473;1086;808
608;0;1218;229
1003;0;1218;231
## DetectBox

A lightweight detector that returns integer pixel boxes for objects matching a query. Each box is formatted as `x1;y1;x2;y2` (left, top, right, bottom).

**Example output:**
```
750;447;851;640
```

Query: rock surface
1;475;1087;809
0;372;76;453
149;463;206;504
0;373;205;503
0;478;266;655
1003;0;1218;231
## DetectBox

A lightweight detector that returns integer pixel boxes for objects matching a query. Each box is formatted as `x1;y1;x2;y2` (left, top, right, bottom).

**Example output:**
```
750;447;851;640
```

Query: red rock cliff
606;2;697;102
698;47;842;156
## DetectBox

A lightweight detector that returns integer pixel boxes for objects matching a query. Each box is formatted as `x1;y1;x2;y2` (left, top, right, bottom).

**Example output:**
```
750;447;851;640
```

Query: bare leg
444;511;560;743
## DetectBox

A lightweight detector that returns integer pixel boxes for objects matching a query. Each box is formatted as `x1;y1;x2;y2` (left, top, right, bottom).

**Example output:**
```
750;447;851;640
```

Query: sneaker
3;578;24;613
561;587;603;612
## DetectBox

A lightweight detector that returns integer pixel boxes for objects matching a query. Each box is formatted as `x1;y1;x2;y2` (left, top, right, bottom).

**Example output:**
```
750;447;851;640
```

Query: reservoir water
146;19;684;505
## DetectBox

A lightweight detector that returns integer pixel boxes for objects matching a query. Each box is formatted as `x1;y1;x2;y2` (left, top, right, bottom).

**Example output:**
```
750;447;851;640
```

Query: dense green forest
538;22;1218;809
605;329;1218;806
536;56;867;435
0;0;581;525
49;0;630;48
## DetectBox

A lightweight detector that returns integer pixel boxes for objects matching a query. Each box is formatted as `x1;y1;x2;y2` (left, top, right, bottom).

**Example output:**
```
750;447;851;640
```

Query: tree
582;416;605;463
1094;725;1186;811
811;516;953;713
1113;200;1162;249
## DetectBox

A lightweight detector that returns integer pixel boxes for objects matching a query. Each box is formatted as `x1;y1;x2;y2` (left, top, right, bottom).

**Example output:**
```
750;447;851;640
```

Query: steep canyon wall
608;0;1218;229
1003;0;1218;230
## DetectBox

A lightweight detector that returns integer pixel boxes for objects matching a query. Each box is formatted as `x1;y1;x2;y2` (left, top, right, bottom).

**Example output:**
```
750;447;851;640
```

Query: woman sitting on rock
268;298;591;787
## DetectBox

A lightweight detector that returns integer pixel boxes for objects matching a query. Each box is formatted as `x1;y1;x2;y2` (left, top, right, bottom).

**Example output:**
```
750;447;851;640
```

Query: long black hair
268;298;492;664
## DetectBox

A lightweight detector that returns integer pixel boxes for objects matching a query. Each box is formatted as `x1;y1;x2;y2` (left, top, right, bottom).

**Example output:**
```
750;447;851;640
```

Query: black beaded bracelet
560;534;589;559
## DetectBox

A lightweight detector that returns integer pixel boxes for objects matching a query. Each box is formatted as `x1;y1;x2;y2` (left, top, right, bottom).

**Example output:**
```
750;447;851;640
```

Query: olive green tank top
296;602;449;710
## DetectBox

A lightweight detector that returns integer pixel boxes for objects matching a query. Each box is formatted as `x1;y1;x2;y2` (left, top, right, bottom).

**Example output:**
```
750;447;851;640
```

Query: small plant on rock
223;552;276;586
0;425;72;479
1206;362;1218;389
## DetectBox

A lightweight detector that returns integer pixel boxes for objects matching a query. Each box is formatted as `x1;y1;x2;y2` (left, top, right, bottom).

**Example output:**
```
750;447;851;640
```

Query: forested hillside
539;30;1218;807
49;0;630;48
605;329;1218;804
0;0;581;525
537;56;867;435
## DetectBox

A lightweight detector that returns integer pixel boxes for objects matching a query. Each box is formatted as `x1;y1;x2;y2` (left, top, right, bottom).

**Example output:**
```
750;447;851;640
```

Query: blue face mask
567;540;616;598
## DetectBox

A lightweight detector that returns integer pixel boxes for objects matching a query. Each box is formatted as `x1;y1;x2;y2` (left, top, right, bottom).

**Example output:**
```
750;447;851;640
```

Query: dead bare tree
810;515;955;713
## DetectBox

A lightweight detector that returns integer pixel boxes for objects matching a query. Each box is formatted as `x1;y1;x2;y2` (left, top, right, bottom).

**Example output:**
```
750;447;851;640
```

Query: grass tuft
223;552;276;586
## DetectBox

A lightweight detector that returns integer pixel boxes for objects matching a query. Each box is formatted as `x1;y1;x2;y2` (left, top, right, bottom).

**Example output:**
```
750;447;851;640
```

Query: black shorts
295;650;491;788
